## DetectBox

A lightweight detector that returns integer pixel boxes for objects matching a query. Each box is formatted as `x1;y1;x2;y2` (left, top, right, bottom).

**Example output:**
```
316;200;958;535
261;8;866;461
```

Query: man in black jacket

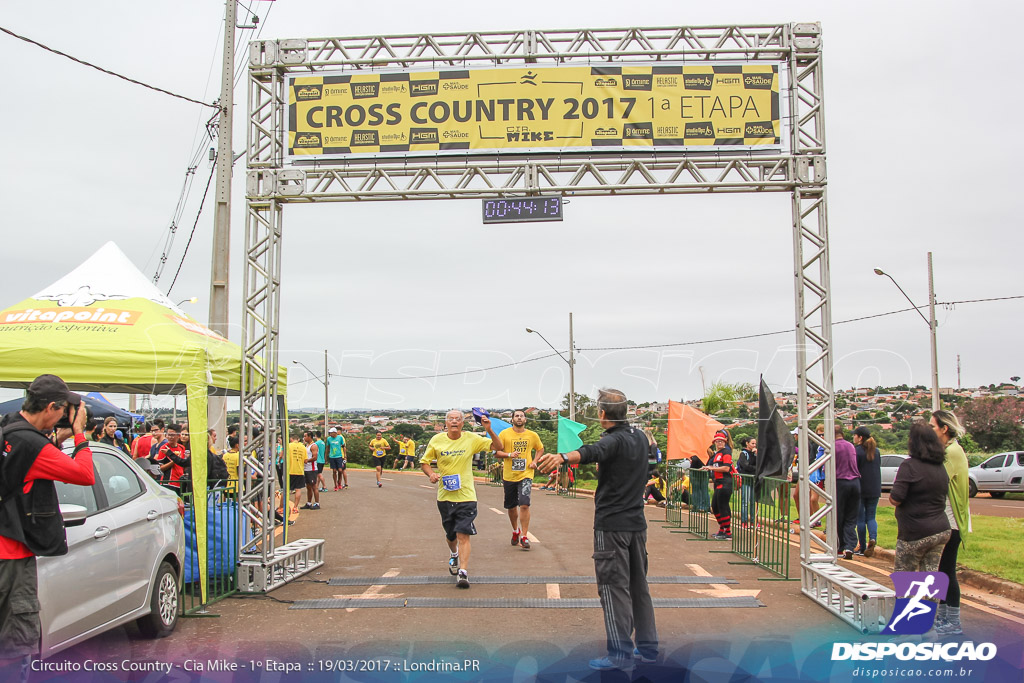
536;388;658;671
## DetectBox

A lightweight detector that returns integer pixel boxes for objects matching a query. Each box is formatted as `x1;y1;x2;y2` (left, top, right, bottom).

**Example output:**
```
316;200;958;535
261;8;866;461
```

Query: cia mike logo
884;572;949;635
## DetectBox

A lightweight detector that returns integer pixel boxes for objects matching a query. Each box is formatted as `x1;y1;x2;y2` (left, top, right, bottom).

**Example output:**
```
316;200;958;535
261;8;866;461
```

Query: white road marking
546;583;561;599
490;507;505;515
419;485;435;489
685;563;760;599
344;568;403;613
992;505;1022;509
526;532;540;544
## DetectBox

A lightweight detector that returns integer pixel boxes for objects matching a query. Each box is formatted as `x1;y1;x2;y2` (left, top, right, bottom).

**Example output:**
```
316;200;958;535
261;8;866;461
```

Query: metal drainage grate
327;575;737;586
291;596;762;610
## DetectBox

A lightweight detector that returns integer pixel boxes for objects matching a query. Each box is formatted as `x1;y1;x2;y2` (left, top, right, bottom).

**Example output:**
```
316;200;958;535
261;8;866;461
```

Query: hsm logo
884;572;950;635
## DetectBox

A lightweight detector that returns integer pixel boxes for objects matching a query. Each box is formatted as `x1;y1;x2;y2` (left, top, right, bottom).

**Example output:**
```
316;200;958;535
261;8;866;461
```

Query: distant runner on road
420;410;502;588
496;409;545;551
327;427;347;490
369;431;390;488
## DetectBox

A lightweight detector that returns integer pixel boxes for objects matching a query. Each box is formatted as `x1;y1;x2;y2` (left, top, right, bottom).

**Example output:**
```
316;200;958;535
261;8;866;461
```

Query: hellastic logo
351;82;380;99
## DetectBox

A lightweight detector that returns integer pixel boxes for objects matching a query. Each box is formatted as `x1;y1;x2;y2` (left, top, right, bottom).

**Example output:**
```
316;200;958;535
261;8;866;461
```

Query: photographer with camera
0;374;94;680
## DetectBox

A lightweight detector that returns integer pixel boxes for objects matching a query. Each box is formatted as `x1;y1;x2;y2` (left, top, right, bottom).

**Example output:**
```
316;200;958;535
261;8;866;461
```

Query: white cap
328;427;338;433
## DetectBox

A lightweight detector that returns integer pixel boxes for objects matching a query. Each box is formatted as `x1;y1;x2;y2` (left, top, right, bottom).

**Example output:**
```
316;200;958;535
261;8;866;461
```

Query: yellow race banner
286;63;781;159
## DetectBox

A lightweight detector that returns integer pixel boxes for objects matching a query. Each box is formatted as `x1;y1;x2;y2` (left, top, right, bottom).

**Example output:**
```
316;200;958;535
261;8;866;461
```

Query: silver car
879;454;909;491
37;442;185;658
968;451;1024;498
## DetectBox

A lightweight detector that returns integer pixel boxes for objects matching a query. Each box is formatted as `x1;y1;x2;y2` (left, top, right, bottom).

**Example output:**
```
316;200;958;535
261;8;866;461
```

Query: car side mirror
60;503;89;527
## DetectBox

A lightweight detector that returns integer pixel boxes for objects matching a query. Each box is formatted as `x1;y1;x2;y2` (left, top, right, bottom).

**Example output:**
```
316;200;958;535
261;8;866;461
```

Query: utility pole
927;252;940;412
324;349;330;436
568;312;576;422
208;0;236;448
957;354;961;391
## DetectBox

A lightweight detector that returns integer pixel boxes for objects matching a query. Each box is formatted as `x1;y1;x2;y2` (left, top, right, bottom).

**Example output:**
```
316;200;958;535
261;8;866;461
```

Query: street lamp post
526;312;577;421
874;253;940;412
292;350;330;436
176;297;199;307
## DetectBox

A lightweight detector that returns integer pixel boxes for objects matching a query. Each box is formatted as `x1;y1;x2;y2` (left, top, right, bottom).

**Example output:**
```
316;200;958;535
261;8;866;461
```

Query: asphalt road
39;468;1024;681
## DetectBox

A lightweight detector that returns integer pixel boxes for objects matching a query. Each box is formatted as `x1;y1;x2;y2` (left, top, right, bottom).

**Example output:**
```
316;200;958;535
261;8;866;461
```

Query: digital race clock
481;196;563;224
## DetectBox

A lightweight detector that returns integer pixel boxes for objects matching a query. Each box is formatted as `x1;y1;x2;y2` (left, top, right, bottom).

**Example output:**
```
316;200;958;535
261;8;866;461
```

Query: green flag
557;415;587;452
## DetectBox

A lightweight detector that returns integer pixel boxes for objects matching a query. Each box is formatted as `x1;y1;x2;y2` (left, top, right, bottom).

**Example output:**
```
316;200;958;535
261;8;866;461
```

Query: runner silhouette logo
884;572;950;635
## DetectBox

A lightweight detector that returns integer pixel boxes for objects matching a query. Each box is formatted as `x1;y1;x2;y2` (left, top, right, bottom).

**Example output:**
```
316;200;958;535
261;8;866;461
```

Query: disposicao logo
831;571;998;663
886;572;948;635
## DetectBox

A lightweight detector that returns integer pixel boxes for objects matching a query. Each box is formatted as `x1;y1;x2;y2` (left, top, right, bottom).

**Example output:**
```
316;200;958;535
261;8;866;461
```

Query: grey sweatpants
593;529;659;664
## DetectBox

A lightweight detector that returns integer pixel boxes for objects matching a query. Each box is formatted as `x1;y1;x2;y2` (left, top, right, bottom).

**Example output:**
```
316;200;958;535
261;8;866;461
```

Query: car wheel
136;561;179;638
968;480;977;498
989;491;1006;499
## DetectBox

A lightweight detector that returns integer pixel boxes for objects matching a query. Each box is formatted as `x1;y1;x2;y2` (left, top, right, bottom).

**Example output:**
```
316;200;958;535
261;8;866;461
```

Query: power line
296;294;1015;385
0;24;217;109
165;158;218;296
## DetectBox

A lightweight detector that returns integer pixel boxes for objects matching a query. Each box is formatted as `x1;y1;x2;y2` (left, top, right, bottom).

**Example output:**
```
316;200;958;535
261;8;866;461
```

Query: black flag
755;376;794;488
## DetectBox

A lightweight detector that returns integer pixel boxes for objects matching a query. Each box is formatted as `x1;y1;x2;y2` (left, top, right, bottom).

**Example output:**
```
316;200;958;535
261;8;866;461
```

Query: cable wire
0;24;217;109
165;157;218;295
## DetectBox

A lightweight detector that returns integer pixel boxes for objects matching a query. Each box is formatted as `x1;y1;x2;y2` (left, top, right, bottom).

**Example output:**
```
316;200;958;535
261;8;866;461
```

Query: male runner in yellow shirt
421;410;502;588
393;435;417;470
496;409;545;550
368;431;390;488
286;433;307;512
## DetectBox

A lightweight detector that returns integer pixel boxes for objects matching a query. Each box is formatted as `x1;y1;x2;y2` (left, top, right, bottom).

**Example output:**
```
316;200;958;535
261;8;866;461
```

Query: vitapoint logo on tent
831;571;997;663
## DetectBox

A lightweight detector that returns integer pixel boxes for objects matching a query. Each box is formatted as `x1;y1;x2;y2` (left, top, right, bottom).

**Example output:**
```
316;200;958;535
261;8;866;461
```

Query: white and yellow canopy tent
0;241;287;601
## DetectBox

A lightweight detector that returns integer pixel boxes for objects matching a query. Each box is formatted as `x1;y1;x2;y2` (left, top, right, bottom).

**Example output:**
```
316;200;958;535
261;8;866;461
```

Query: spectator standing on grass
835;424;861;560
853;426;881;557
535;388;658;672
930;410;971;636
889;422;950;573
736;437;757;528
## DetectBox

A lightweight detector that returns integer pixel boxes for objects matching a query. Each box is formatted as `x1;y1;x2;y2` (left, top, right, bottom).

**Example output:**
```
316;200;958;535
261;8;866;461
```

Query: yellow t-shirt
369;438;389;458
499;428;543;482
421;431;492;503
222;449;240;493
287;441;306;476
397;439;415;456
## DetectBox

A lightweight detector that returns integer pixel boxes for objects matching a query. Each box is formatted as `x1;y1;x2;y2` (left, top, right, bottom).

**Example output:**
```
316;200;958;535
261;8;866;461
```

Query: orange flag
666;400;724;460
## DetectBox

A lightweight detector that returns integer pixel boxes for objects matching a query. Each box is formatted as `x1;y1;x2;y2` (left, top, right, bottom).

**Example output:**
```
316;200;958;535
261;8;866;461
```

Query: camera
54;403;80;430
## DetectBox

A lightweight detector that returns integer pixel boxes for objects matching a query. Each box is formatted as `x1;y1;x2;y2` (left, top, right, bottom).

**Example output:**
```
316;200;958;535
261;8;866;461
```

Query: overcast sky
2;1;1021;412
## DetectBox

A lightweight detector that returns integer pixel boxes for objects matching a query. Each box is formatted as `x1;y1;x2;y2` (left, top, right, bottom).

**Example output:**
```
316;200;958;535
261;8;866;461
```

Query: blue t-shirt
315;439;326;464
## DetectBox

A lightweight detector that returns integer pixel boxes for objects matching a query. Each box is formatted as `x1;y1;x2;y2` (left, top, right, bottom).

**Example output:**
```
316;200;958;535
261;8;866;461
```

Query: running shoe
843;549;854;560
310;503;320;510
377;482;383;488
448;556;459;575
511;529;520;546
319;487;327;492
864;539;876;558
632;648;657;664
588;658;631;672
457;569;470;588
520;537;531;550
300;503;313;510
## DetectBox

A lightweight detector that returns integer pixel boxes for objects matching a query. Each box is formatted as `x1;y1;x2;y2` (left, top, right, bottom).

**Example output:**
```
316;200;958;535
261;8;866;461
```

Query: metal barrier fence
685;468;712;538
664;463;688;528
728;474;792;578
484;453;502;486
555;464;578;498
180;483;240;613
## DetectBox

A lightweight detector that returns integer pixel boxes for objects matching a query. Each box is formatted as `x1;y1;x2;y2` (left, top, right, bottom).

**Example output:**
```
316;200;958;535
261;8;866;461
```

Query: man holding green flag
536;388;658;672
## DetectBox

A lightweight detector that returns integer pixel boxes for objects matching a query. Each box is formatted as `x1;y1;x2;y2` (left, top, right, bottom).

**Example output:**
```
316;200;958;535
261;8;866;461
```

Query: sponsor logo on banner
295;85;322;101
715;75;742;86
684;122;715;138
657;126;679;137
744;121;776;138
1;307;141;326
410;80;439;97
744;73;775;90
593;78;618;87
622;75;653;91
655;76;678;87
294;133;322;148
410;128;439;144
350;130;380;146
717;125;742;136
593;127;618;137
623;123;653;139
350;82;380;99
683;74;713;90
